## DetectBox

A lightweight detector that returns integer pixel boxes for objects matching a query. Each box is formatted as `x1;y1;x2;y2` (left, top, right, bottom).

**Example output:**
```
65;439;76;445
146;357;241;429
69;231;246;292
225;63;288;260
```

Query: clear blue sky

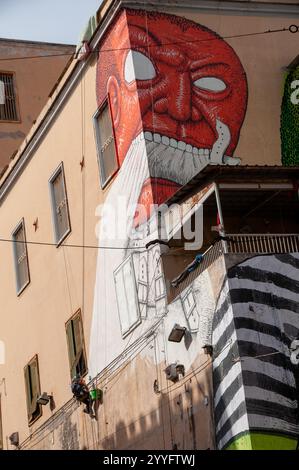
0;0;103;45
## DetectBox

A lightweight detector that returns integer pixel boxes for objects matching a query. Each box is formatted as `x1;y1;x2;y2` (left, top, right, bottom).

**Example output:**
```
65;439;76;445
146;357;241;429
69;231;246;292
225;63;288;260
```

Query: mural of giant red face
97;9;247;213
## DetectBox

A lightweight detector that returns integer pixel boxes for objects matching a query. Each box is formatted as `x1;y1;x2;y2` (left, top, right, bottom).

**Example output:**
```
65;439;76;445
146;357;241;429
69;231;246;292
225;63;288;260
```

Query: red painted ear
107;76;121;129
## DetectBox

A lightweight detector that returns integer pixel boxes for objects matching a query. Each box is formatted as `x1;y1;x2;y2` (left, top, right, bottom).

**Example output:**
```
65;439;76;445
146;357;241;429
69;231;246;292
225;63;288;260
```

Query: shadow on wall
90;355;214;451
21;352;214;450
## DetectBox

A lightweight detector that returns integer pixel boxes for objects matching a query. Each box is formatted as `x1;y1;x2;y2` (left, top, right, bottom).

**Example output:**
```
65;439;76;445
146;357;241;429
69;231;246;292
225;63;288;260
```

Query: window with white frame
94;99;119;187
12;219;30;294
182;289;200;332
49;163;71;245
114;256;141;337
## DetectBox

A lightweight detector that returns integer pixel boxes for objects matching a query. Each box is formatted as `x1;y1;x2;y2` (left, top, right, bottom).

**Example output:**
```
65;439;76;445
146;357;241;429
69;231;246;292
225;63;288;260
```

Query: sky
0;0;103;45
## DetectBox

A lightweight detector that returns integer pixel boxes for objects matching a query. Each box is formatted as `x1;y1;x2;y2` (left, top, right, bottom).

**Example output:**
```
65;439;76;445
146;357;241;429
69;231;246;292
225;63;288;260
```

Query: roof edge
0;37;75;48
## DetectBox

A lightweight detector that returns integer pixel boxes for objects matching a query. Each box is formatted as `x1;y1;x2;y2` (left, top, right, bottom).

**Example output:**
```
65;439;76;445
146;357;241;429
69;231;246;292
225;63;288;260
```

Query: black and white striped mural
212;253;299;449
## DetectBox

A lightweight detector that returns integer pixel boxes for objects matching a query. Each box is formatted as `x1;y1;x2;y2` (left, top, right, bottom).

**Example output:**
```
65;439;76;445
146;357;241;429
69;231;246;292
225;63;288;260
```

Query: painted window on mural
66;309;87;379
49;163;71;245
24;355;42;424
12;219;30;295
114;256;140;337
137;256;148;305
182;289;200;332
94;99;119;188
154;251;165;301
0;72;18;121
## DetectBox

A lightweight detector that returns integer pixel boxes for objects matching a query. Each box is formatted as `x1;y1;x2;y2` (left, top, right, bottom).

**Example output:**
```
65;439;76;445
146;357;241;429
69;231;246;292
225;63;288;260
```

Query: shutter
52;168;69;241
97;101;118;185
24;365;33;420
14;222;29;291
66;320;76;378
29;357;40;417
72;313;86;375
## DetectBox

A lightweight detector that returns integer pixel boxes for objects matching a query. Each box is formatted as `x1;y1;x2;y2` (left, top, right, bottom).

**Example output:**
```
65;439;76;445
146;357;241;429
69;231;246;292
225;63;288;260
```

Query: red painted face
97;10;247;216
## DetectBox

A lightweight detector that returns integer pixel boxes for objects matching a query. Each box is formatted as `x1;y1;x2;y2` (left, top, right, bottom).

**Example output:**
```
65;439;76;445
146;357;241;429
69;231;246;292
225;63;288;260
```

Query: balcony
162;166;299;302
226;233;299;254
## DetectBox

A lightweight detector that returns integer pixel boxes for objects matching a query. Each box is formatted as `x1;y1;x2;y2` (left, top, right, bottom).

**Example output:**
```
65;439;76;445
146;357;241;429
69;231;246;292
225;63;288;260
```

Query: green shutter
66;320;76;378
29;357;40;417
24;357;41;423
66;311;87;378
24;364;33;420
73;313;86;375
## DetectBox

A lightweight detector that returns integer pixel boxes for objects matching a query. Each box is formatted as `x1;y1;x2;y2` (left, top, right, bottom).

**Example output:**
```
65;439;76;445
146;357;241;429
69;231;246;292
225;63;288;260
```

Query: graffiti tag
290;80;299;105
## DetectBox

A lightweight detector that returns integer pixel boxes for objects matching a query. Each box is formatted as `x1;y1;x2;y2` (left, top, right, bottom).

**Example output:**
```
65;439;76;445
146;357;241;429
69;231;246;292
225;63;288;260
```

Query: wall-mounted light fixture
37;392;53;406
168;324;186;343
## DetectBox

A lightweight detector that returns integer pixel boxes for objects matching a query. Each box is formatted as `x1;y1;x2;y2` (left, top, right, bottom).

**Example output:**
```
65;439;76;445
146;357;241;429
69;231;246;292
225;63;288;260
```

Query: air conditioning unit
164;363;185;383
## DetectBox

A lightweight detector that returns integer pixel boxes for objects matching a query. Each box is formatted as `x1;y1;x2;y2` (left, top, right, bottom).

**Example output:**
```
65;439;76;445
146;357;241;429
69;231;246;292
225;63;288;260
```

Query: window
138;256;148;306
182;289;199;332
0;395;3;450
12;219;30;295
154;250;165;301
24;355;42;424
114;256;141;337
66;309;87;379
0;72;18;121
93;99;119;187
49;163;71;245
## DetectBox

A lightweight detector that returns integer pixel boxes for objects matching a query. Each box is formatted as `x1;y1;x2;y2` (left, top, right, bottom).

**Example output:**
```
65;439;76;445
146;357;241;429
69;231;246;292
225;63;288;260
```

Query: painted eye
193;77;226;92
124;50;156;83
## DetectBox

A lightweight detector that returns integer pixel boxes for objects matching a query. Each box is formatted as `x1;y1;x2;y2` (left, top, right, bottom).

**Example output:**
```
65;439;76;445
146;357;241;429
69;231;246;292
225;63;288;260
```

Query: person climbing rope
71;374;95;417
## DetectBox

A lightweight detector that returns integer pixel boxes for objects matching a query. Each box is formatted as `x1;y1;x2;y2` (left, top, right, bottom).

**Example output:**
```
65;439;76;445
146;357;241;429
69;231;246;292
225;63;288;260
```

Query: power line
0;237;149;250
0;25;297;62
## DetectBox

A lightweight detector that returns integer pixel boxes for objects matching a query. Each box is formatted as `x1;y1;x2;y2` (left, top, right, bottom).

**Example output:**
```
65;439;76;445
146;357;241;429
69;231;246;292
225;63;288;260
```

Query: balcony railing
168;233;299;301
226;233;299;254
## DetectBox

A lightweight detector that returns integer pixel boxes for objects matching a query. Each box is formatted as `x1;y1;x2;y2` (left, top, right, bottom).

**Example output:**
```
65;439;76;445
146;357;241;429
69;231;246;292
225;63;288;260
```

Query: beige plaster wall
0;2;297;449
0;40;74;168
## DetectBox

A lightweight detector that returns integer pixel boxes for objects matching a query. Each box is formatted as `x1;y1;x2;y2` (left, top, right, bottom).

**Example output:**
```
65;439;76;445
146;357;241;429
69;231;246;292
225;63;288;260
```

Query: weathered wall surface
0;40;74;168
20;350;214;450
0;1;298;450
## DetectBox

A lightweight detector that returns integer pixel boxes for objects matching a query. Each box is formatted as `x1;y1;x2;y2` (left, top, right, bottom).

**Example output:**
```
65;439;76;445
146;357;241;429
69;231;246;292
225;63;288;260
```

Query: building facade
0;38;74;169
0;0;298;450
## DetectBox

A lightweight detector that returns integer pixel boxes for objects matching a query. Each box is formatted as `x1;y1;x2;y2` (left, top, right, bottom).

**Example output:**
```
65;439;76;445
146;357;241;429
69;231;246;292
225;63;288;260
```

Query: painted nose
167;72;192;121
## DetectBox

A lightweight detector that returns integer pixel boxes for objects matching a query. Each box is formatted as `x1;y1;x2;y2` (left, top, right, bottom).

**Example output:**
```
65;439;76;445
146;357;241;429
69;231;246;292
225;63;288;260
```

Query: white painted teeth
142;131;210;157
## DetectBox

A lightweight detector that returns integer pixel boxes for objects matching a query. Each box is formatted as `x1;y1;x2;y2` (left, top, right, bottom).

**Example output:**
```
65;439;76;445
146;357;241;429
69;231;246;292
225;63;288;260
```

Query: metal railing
0;73;18;121
226;233;299;254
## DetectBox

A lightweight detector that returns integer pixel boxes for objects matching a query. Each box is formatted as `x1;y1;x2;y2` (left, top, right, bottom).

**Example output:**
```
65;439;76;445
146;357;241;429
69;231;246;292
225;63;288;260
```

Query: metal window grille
0;72;18;121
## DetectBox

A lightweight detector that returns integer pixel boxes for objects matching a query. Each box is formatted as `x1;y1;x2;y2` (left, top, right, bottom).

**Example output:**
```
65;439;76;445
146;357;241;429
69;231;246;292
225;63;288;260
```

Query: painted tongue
134;177;180;227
